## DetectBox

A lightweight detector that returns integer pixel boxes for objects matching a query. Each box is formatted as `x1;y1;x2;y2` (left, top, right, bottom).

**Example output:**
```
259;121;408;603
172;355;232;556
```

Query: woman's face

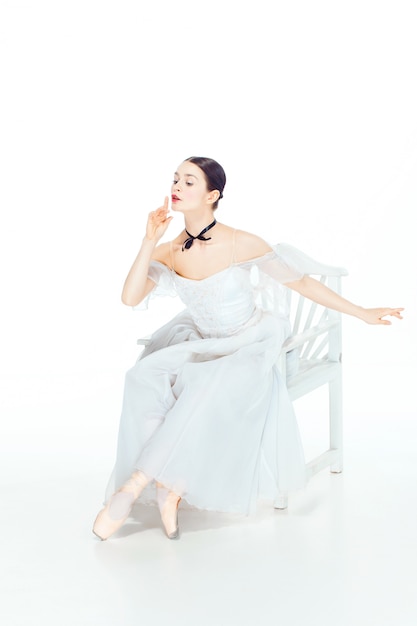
171;161;216;212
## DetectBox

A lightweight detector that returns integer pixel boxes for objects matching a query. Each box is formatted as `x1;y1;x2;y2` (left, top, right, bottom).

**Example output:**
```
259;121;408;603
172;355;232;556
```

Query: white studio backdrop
0;0;416;479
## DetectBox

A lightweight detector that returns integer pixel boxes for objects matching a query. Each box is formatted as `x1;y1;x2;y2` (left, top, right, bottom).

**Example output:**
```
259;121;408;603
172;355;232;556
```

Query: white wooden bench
274;244;348;508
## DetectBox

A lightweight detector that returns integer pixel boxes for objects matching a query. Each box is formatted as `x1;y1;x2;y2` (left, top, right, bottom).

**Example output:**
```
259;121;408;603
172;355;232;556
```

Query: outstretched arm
286;275;404;325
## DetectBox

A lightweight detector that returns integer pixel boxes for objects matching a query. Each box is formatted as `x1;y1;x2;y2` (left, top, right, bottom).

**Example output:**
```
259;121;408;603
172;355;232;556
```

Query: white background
1;0;415;487
1;3;417;625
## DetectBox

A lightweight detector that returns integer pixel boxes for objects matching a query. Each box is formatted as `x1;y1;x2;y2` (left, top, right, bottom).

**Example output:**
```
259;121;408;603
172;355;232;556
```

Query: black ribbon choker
182;219;217;251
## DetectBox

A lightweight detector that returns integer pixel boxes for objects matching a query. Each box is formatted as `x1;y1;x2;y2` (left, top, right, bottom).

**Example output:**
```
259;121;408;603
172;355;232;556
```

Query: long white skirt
104;310;306;514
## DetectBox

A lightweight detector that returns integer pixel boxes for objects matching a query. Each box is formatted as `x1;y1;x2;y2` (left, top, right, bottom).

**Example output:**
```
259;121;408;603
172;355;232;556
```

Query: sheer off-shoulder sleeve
241;241;346;317
237;244;305;318
242;240;340;281
133;261;177;310
255;244;305;284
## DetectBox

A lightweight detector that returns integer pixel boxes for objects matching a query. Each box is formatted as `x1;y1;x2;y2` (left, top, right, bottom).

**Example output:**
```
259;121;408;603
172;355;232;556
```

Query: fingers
384;308;404;319
145;197;173;241
156;196;169;212
154;197;170;218
365;307;404;325
377;307;404;324
149;198;171;221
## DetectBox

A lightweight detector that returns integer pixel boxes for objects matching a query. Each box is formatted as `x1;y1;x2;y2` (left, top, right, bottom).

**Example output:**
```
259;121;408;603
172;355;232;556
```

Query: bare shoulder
234;228;273;263
152;230;189;266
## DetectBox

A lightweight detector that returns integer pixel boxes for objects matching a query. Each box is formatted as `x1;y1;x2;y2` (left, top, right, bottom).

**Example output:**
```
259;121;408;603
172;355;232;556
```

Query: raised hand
145;197;173;243
359;307;404;325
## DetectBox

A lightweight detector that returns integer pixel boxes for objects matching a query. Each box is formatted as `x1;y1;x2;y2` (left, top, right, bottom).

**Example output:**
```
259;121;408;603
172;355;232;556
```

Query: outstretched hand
359;307;404;325
145;197;173;242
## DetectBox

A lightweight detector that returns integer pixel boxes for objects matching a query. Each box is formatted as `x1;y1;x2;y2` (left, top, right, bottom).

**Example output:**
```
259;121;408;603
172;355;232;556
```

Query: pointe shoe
93;471;148;540
156;483;181;540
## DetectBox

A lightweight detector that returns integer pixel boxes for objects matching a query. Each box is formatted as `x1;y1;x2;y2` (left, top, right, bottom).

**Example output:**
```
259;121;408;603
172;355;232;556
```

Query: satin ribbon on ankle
182;219;217;251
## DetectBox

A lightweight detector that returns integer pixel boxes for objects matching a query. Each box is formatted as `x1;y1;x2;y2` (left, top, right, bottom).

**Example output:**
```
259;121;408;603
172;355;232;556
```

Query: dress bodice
145;245;305;340
172;266;260;338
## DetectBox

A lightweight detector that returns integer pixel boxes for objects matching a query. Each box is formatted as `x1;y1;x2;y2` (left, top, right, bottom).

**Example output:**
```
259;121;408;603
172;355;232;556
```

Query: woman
93;156;403;541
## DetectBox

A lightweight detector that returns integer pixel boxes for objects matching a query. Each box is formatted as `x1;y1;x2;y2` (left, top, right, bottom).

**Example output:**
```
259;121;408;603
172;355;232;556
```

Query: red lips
172;194;180;202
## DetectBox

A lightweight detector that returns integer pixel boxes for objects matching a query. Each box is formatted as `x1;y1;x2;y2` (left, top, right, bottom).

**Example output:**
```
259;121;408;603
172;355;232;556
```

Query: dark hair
185;156;226;209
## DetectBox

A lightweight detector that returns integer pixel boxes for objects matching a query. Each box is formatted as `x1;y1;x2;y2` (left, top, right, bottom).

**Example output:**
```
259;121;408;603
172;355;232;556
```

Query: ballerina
93;156;403;540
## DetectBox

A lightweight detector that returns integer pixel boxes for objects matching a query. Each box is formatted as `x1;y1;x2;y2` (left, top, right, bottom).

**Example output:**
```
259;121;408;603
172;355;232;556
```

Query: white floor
1;364;416;626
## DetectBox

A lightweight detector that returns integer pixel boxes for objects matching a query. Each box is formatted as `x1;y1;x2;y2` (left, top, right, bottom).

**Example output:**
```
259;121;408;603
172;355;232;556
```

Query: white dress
104;244;307;515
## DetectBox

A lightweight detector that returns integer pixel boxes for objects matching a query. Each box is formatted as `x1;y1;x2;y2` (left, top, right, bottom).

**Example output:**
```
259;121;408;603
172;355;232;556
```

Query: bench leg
329;373;343;474
274;492;288;510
